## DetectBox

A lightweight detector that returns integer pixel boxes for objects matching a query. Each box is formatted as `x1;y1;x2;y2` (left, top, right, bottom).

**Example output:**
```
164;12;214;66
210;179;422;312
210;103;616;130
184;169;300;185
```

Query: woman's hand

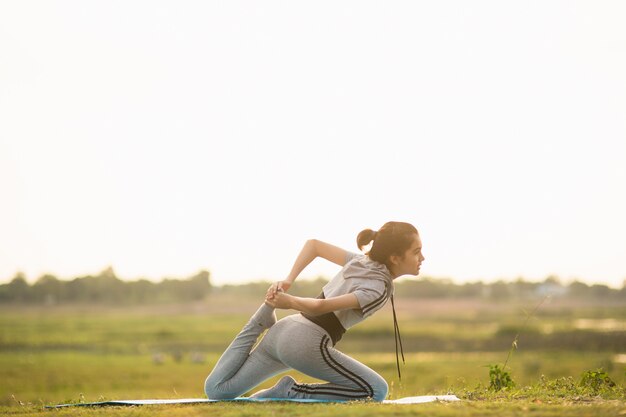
265;281;291;300
265;292;360;315
264;290;293;310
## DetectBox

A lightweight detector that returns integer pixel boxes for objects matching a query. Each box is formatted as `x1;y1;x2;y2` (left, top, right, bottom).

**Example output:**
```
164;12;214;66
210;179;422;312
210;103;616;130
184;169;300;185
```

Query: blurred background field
1;286;625;407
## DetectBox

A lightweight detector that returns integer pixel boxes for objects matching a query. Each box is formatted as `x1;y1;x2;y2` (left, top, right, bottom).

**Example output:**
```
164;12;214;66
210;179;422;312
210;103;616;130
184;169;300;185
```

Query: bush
489;364;515;391
579;368;616;393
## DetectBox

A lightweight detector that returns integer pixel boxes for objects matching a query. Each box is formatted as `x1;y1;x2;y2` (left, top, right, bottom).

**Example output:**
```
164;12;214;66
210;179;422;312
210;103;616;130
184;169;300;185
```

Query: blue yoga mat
47;395;460;408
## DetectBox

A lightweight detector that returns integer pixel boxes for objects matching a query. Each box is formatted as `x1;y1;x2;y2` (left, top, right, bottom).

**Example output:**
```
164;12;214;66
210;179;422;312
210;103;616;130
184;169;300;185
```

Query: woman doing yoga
204;221;424;402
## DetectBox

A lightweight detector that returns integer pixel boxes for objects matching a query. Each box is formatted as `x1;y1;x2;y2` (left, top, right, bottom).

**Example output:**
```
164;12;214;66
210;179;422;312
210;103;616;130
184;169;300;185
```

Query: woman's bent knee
204;377;236;400
371;376;388;402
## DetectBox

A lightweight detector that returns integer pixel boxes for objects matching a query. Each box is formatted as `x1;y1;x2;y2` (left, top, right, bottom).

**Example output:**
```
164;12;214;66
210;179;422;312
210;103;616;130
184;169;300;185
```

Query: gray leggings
204;304;388;402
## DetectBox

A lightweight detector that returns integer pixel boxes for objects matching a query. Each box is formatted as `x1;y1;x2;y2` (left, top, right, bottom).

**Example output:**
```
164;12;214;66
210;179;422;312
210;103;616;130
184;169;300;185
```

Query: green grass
3;401;626;417
1;296;625;416
2;350;623;404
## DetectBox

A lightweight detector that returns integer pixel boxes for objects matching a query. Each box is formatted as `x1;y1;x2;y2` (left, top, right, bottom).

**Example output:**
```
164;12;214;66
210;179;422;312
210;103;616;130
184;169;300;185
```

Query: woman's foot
249;375;296;399
252;303;277;330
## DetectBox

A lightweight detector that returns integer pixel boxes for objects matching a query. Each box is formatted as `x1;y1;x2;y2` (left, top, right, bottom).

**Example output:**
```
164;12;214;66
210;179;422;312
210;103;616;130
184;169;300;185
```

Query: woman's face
391;234;425;278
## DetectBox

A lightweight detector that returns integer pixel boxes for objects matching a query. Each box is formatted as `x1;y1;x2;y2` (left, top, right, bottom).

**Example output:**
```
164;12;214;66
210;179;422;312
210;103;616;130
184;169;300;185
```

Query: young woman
204;221;424;402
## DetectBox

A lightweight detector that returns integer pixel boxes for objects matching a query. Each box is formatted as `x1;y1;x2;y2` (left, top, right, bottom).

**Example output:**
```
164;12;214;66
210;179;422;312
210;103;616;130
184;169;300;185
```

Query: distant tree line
0;269;623;305
392;276;625;300
0;267;211;305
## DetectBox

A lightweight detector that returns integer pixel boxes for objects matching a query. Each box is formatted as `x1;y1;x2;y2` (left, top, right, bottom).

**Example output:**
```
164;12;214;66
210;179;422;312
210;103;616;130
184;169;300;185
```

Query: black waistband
301;292;346;345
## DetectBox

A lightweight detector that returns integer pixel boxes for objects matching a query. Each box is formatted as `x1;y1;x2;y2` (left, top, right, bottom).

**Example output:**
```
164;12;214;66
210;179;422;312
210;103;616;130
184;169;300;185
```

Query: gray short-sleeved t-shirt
321;251;394;330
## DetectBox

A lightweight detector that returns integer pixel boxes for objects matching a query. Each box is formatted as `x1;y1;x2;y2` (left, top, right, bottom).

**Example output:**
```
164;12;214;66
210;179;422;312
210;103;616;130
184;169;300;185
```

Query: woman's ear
389;254;401;266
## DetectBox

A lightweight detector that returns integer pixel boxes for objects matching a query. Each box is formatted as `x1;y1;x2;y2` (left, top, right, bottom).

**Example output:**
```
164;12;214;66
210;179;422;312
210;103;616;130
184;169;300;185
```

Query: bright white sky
1;1;625;288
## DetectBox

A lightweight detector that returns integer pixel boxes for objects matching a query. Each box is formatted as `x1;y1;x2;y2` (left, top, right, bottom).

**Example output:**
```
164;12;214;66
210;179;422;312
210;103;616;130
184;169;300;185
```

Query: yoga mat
47;395;460;408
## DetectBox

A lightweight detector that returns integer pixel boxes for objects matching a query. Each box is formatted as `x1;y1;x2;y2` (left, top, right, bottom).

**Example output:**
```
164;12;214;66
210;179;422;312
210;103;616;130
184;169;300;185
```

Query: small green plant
487;296;549;391
488;364;514;391
579;368;616;393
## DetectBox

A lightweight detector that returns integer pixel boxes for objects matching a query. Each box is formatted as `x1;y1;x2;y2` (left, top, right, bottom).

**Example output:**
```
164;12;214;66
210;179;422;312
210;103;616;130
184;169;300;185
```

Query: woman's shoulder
343;254;392;283
344;251;364;264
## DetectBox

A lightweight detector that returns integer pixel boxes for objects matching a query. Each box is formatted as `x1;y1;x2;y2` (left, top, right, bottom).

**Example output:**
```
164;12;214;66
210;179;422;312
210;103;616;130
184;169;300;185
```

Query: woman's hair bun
356;228;377;250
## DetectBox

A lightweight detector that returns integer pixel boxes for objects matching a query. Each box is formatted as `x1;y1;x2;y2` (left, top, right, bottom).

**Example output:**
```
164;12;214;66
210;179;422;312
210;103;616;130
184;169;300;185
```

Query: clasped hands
264;281;292;309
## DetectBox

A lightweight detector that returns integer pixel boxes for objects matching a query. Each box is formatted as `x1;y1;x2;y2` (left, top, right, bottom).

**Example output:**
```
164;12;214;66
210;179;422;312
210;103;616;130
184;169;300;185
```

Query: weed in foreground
487;297;548;391
579;368;616;393
462;371;625;403
488;364;514;391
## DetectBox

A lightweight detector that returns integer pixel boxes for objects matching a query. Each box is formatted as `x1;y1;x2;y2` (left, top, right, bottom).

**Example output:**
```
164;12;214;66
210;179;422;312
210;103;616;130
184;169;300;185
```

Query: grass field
1;294;625;416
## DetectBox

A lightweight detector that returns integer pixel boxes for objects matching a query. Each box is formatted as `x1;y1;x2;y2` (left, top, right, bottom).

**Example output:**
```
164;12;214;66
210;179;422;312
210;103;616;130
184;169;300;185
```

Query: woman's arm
265;291;360;316
270;239;350;295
